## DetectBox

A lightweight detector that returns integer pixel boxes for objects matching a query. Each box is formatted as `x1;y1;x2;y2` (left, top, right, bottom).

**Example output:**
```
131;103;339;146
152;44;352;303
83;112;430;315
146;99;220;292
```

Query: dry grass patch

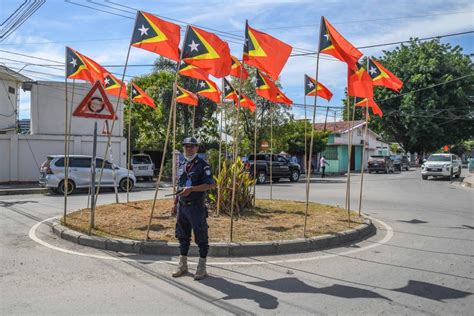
64;199;364;242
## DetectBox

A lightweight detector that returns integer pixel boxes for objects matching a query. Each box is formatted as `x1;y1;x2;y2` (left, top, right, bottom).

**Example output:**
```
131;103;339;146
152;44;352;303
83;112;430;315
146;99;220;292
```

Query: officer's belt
178;198;204;206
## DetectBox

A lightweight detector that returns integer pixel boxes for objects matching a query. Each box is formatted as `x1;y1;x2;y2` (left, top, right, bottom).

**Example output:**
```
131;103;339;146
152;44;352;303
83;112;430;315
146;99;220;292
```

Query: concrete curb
0;188;48;195
52;218;376;257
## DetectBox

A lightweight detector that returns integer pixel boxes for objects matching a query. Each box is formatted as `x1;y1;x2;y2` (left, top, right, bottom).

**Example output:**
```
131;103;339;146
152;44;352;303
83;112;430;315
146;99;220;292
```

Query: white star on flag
70;58;78;68
103;77;110;85
369;66;378;76
138;25;149;36
225;85;231;92
307;81;315;88
199;81;206;88
133;89;137;95
323;34;330;41
188;40;200;52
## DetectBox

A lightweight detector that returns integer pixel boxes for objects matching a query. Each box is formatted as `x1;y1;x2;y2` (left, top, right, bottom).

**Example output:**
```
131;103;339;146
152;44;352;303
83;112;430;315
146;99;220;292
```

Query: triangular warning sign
73;81;117;120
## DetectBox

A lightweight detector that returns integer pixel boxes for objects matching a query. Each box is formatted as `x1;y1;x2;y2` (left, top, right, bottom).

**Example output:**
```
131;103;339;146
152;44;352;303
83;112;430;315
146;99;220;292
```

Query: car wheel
422;175;428;180
385;167;388;174
257;171;267;184
290;170;300;182
406;166;409;171
119;178;134;192
58;180;75;195
272;178;280;183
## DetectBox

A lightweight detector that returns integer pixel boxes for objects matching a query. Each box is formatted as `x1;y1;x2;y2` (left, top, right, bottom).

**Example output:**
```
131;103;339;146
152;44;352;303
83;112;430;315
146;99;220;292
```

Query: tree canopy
344;39;473;153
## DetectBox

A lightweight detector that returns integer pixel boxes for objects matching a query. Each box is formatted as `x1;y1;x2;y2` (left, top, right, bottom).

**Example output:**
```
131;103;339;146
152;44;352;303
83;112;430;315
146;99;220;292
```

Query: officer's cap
182;137;199;146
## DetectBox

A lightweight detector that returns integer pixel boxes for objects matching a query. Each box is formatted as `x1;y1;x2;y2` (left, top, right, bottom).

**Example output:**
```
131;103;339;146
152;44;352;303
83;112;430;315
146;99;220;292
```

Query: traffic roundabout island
52;199;375;257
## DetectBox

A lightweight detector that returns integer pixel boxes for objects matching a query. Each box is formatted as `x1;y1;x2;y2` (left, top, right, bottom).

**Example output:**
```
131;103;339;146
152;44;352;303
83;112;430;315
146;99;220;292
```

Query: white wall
0;78;19;132
30;81;124;137
0;134;126;182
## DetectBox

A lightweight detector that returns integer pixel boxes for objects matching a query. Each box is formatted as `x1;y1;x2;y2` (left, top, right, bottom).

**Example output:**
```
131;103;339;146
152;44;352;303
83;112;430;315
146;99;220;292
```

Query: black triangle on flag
367;59;382;80
182;27;209;59
131;12;159;45
66;48;85;78
196;80;210;92
319;20;332;52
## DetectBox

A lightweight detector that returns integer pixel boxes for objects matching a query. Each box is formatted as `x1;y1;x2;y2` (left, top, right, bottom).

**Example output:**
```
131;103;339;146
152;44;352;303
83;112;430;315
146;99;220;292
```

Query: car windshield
370;155;385;159
427;155;450;162
133;156;151;164
390;155;401;160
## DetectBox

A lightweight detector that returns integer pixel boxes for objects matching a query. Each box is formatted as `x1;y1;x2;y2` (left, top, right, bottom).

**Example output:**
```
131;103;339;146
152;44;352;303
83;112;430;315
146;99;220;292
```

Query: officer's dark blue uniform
175;154;214;258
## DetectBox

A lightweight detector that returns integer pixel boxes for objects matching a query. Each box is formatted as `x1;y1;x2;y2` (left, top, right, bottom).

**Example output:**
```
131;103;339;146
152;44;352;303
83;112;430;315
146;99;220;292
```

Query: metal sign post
89;120;98;235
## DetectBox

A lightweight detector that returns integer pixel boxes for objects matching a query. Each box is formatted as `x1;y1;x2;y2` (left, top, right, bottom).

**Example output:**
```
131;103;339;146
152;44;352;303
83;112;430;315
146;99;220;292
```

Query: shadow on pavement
397;219;429;224
393;280;472;301
249;277;391;301
201;276;279;309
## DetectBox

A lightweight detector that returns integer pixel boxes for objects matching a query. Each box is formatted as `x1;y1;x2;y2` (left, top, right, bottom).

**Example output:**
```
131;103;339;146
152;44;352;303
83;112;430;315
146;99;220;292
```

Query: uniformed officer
172;137;215;280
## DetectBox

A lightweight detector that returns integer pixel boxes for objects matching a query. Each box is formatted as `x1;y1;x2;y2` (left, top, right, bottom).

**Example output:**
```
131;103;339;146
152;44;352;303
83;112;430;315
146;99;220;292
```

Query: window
8;86;15;94
70;157;91;168
324;147;338;160
54;158;65;167
132;155;151;164
277;156;287;163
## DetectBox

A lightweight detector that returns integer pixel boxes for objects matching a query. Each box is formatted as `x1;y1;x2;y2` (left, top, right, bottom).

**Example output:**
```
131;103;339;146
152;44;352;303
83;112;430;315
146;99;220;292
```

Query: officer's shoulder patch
203;165;211;176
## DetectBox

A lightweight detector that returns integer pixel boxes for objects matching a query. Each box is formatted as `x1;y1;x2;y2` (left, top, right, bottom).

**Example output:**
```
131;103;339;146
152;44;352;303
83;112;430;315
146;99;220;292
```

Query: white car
131;154;155;181
421;154;462;180
39;155;136;194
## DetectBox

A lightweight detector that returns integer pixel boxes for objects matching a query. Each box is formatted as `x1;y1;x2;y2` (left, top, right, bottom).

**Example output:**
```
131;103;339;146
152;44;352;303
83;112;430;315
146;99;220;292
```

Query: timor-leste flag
196;79;221;103
176;85;198;106
131;82;155;108
255;70;279;102
243;22;292;81
276;90;293;106
355;97;383;117
181;26;231;78
103;73;128;99
178;62;209;81
348;62;373;99
304;74;333;101
130;11;181;61
238;93;256;112
368;58;403;92
66;47;107;83
319;17;362;71
229;55;248;80
223;77;238;103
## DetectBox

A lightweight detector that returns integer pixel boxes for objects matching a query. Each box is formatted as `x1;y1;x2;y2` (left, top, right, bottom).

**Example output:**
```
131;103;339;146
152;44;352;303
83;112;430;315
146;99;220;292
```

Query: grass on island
64;199;364;242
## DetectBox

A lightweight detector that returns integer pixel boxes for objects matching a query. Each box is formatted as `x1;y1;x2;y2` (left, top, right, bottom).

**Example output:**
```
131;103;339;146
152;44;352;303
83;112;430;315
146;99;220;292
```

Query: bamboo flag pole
323;106;329;131
63;61;69;224
126;81;133;203
345;97;357;220
216;78;225;216
358;100;369;216
304;89;308;177
172;83;178;194
145;25;189;240
252;97;258;206
229;20;248;242
269;103;273;200
192;79;199;136
94;12;139;205
303;17;324;238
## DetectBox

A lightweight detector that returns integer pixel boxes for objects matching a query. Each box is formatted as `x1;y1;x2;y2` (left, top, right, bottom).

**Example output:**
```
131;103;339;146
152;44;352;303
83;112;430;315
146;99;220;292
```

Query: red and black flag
348;62;373;99
368;58;403;92
131;82;155;108
103;73;128;99
243;22;292;81
181;26;231;78
176;85;198;106
276;90;293;106
130;11;181;61
66;47;107;83
229;55;249;80
355;97;383;117
304;74;333;101
178;62;209;81
223;77;238;103
196;79;221;103
255;69;279;102
319;17;362;71
239;93;256;112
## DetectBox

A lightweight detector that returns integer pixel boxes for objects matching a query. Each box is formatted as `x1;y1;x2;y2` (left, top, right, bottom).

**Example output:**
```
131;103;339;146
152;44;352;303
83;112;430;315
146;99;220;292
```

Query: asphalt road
1;169;473;315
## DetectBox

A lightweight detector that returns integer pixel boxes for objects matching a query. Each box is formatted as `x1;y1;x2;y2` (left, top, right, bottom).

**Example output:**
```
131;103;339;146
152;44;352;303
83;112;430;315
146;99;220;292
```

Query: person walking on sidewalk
320;155;329;178
172;137;216;280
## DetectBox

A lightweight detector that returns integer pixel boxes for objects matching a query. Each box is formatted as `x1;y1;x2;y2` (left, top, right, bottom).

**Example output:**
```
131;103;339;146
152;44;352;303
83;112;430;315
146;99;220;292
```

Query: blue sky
1;0;472;120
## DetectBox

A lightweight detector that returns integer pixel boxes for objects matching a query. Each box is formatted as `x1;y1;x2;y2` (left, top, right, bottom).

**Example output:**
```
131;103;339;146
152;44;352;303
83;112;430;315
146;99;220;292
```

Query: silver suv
39;155;136;194
421;154;462;180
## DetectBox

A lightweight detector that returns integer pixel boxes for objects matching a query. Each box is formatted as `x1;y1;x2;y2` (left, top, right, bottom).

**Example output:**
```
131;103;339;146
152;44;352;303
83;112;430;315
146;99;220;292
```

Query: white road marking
29;216;393;266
